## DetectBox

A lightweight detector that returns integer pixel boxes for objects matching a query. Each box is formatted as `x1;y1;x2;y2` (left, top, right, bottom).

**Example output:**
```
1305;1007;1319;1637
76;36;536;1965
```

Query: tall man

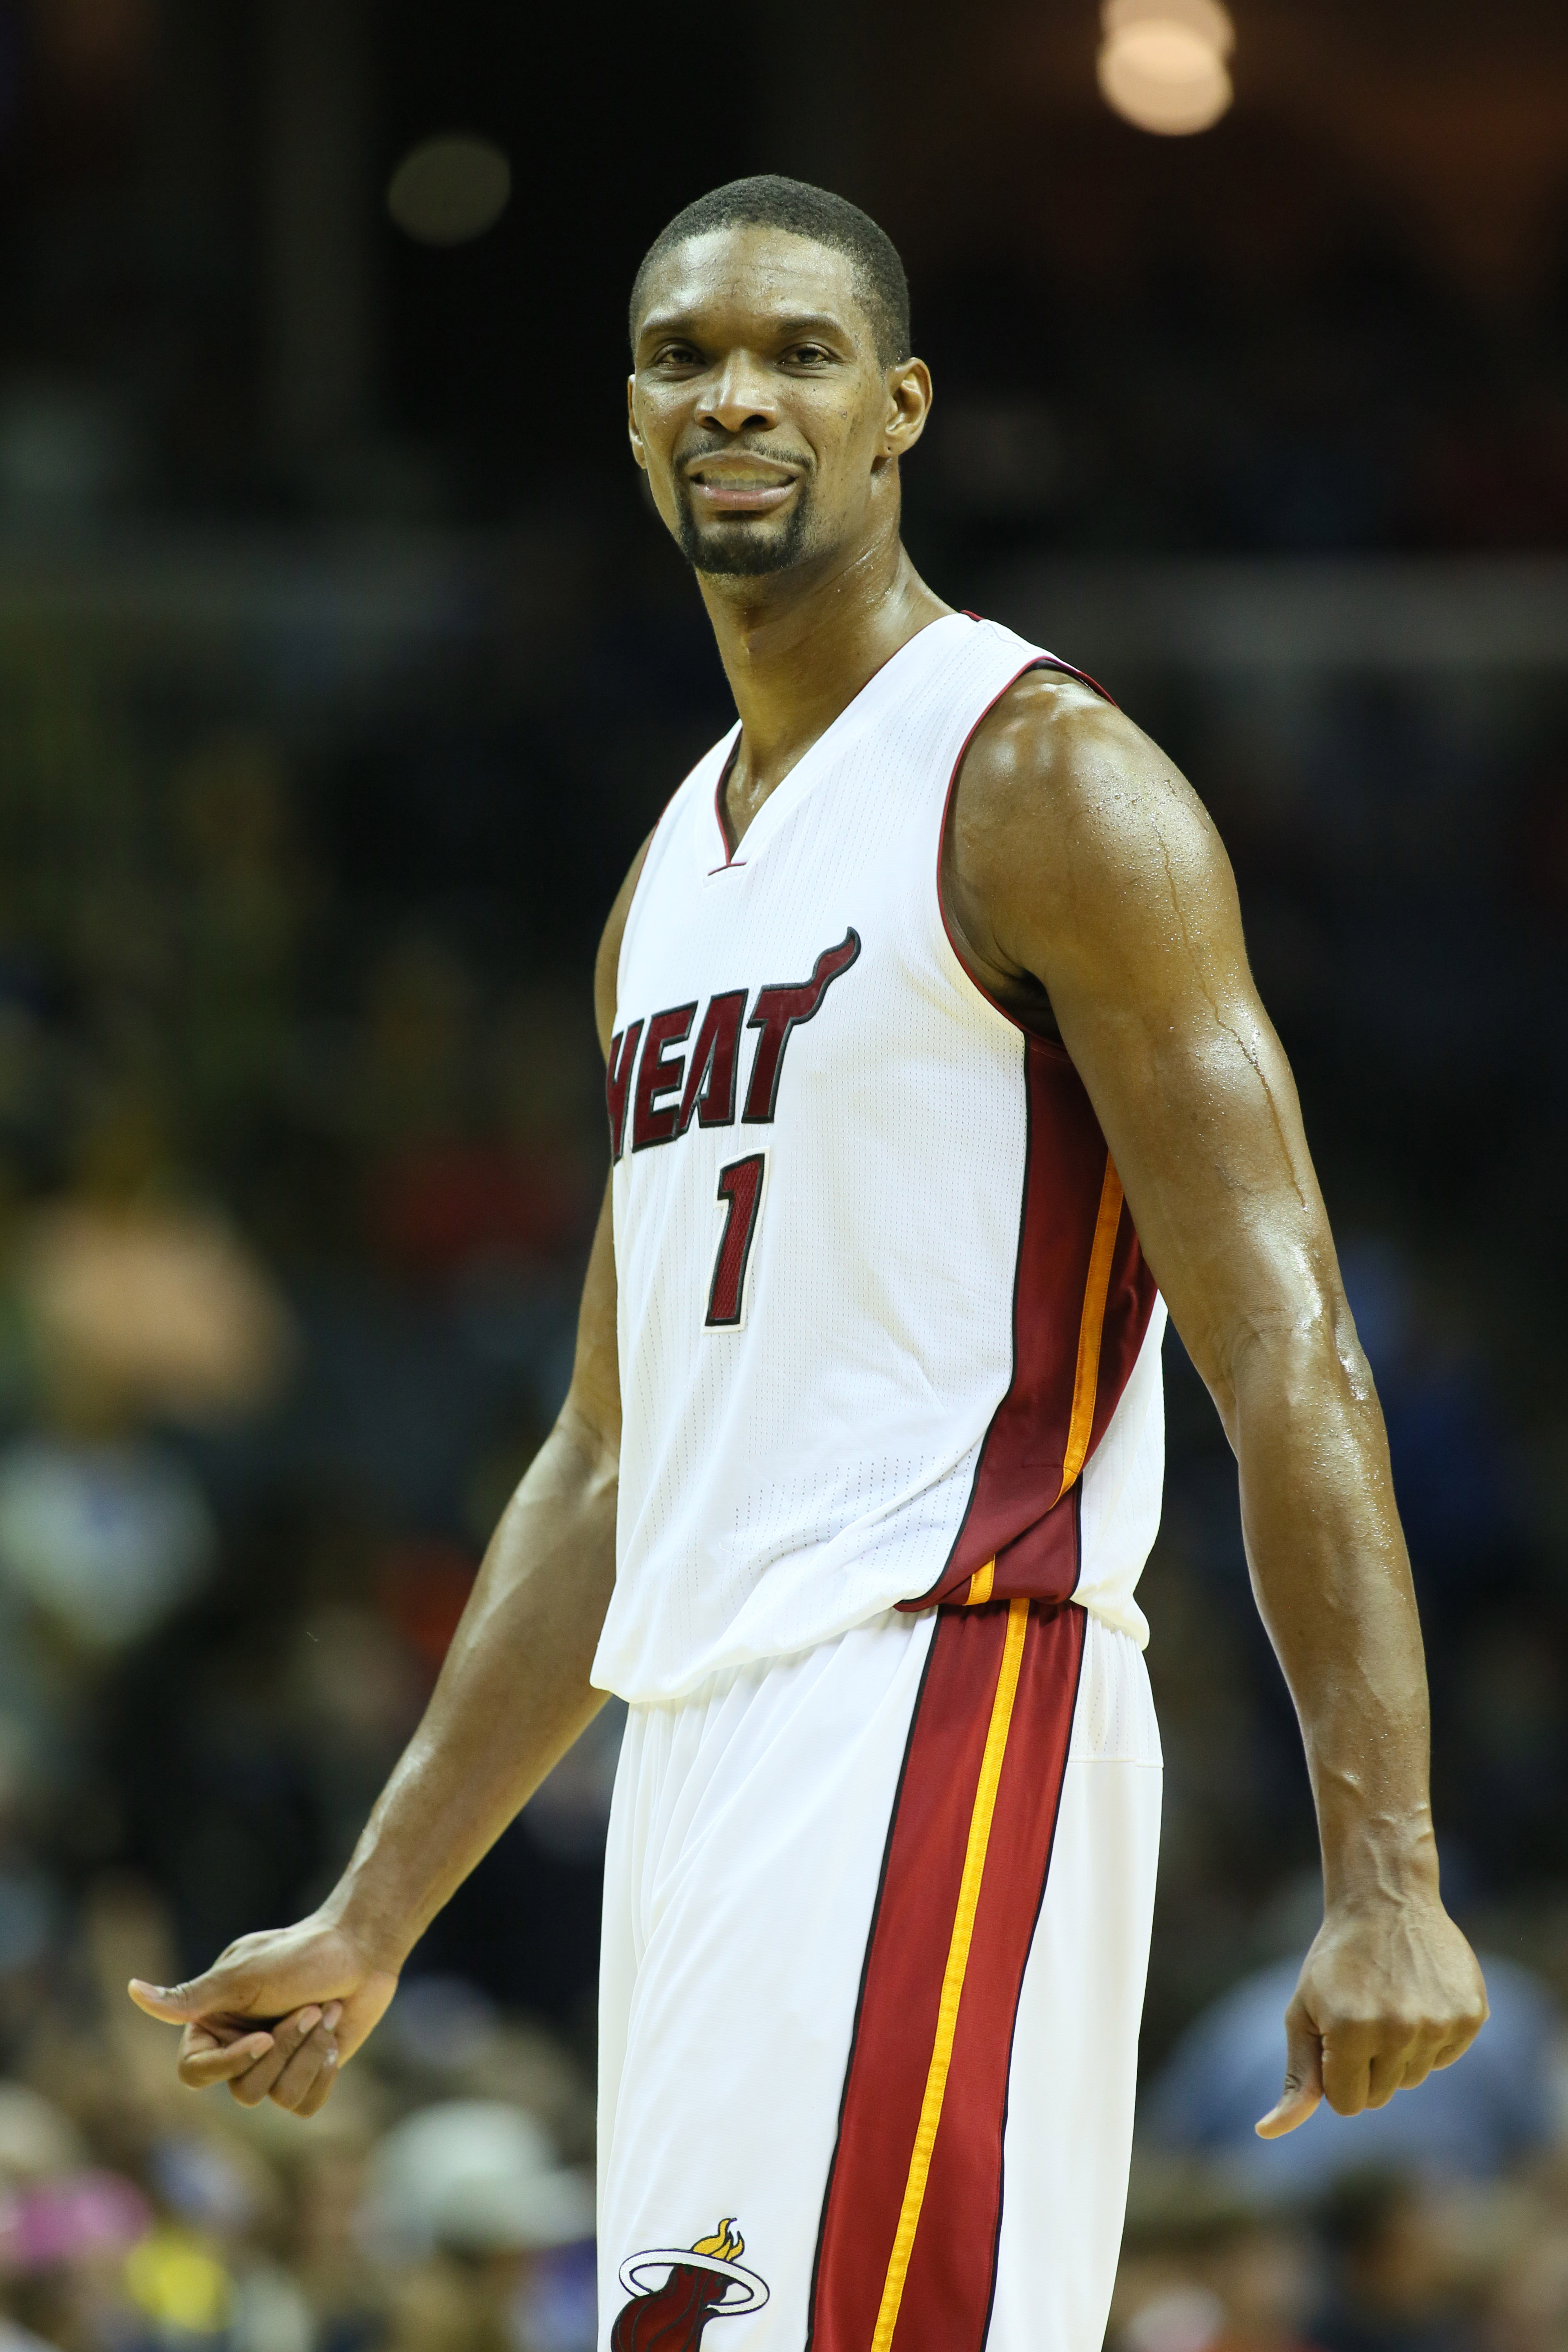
132;178;1486;2352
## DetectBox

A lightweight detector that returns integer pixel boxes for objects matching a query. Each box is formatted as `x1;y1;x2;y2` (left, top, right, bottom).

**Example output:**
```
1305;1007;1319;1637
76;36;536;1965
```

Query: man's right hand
127;1913;400;2117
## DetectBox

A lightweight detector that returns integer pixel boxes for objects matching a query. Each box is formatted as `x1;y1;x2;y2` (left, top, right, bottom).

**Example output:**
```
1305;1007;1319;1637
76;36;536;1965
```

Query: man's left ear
885;357;933;459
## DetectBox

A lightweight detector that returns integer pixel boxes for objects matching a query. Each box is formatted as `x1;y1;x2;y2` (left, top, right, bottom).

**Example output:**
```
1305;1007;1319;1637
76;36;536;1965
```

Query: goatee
675;497;813;579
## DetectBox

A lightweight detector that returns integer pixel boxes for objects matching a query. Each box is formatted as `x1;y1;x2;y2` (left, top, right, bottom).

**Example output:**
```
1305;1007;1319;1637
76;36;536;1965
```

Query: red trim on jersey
958;617;1118;709
906;651;1157;1610
1029;652;1118;708
902;1042;1155;1609
806;1599;1085;2352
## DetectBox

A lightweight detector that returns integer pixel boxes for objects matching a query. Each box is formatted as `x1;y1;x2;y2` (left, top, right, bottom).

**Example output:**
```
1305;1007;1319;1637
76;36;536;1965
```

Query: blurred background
0;0;1556;2348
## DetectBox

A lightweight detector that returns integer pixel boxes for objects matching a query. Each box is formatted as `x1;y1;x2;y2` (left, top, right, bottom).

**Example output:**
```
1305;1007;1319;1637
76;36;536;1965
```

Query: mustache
676;436;814;478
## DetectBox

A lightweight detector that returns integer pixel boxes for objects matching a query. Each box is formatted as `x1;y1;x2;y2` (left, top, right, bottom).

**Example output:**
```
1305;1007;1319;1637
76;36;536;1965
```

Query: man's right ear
627;376;648;471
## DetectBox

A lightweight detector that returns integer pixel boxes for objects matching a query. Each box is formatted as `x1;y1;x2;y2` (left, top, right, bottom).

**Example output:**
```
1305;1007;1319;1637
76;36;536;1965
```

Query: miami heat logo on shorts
611;2218;768;2349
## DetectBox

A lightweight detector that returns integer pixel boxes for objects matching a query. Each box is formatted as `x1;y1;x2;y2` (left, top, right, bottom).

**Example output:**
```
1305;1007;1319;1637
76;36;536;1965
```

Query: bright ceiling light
1103;0;1233;51
1098;0;1234;136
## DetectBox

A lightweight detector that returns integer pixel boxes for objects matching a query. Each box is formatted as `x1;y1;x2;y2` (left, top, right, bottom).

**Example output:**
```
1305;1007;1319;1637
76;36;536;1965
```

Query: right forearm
324;1400;619;1970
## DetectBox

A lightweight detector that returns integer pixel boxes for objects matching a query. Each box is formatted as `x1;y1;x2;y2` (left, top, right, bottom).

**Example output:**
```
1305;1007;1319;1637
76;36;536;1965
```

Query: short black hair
630;175;910;368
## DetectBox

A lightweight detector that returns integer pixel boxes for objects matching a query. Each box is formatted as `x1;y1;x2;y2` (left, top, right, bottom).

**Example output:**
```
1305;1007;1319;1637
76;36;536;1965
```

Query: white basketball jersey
592;613;1166;1705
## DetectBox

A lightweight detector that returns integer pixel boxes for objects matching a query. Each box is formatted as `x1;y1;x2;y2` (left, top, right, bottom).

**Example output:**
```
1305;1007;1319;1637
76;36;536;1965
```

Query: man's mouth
684;457;800;515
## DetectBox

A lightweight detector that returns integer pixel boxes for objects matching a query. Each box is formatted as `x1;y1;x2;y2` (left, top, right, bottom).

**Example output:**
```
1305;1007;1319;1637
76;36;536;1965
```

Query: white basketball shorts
597;1598;1162;2352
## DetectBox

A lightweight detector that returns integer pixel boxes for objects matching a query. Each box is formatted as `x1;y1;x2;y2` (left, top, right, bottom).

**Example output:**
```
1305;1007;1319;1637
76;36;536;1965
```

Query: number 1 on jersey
706;1152;766;1329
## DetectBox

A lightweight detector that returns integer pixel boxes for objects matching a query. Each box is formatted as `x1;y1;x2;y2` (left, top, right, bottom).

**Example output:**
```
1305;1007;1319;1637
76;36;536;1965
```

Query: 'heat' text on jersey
607;928;861;1160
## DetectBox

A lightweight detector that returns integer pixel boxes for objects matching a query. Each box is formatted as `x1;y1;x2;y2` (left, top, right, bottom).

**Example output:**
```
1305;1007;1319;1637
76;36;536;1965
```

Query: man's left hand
1255;1899;1488;2138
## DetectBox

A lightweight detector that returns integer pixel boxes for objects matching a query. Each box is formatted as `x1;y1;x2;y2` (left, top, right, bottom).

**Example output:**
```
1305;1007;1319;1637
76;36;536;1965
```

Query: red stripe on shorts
806;1597;1086;2352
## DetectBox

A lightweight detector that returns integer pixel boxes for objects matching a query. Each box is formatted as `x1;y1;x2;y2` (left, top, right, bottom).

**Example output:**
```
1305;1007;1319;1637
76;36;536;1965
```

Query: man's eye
653;343;701;368
786;344;831;366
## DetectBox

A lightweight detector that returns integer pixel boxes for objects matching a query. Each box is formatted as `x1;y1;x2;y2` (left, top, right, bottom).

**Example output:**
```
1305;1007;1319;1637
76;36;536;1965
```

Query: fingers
1430;1993;1488;2076
176;2023;276;2090
1368;2010;1484;2102
167;1997;347;2111
220;2003;342;2116
1255;2002;1324;2138
1379;2031;1454;2102
1431;2024;1479;2072
292;2034;343;2119
1323;2017;1428;2114
1362;2040;1417;2109
1256;2016;1455;2135
1321;2013;1481;2116
224;2007;326;2109
253;2004;343;2116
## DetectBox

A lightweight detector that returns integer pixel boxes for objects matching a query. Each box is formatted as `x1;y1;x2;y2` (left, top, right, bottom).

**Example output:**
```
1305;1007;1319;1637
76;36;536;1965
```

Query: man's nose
697;355;780;437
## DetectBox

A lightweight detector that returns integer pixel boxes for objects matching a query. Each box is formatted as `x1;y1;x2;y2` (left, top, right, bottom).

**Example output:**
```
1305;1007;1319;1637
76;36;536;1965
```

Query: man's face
628;226;926;580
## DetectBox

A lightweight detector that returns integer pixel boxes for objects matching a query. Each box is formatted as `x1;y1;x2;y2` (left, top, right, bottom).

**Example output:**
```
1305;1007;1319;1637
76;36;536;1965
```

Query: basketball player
131;179;1486;2352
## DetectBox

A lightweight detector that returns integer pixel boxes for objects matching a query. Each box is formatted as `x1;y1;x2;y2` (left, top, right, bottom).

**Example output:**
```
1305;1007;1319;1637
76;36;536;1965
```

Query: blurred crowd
0;1884;598;2352
909;236;1568;570
0;648;618;2345
1109;2152;1568;2352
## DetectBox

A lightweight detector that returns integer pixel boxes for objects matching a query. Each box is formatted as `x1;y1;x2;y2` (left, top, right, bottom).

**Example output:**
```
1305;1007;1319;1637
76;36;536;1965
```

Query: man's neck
698;523;950;838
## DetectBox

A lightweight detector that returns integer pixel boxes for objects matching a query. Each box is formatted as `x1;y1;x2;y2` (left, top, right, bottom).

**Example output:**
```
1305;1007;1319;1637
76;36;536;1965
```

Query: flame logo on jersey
612;2216;770;2350
608;928;862;1161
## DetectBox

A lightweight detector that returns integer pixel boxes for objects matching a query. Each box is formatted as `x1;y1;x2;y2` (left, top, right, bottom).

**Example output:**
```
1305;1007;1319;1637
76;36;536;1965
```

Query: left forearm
1231;1330;1438;1909
952;675;1486;2125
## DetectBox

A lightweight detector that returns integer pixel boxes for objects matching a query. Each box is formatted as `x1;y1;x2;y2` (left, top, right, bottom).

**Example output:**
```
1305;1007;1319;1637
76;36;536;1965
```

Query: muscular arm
945;675;1486;2133
127;840;651;2115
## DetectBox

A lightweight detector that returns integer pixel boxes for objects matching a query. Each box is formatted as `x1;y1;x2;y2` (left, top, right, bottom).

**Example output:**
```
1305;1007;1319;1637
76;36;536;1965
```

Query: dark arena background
0;2;1560;2347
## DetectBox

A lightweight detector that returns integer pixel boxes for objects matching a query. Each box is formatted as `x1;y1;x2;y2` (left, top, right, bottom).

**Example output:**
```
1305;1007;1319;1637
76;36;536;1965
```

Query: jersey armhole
959;621;1119;713
933;655;1112;1060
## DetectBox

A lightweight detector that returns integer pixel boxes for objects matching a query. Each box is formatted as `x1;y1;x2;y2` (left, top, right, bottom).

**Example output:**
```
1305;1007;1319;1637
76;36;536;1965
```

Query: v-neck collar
703;611;966;876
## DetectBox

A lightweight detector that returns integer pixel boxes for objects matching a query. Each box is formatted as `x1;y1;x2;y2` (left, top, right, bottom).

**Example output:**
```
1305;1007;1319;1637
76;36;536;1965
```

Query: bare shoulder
593;831;655;1057
946;669;1241;1007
